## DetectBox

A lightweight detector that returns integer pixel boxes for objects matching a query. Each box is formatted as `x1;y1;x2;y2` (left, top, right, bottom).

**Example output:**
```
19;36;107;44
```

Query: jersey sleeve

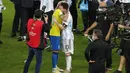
53;9;63;17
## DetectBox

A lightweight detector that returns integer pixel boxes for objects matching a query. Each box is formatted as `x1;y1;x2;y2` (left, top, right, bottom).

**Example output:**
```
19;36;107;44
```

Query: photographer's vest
27;19;45;48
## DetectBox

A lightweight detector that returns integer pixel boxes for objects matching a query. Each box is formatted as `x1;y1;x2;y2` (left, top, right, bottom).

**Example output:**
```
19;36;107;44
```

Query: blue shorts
50;36;60;51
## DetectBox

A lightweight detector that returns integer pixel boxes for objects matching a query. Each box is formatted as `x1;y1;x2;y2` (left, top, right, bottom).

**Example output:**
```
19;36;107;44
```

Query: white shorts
62;39;74;54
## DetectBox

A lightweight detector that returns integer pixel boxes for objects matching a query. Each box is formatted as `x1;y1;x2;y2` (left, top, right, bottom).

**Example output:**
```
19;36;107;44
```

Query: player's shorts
50;36;60;51
62;39;74;54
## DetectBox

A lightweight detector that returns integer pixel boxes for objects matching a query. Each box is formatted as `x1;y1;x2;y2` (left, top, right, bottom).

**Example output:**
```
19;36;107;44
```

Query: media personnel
114;10;130;73
84;1;114;71
85;29;109;73
23;9;48;73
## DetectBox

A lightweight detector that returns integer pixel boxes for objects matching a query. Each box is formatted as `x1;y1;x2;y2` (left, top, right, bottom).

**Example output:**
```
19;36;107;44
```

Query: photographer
114;10;130;73
84;0;114;71
23;9;48;73
85;29;109;73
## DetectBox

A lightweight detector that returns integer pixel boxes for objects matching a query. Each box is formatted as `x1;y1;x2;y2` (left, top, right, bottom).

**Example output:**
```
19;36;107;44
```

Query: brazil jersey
50;9;63;36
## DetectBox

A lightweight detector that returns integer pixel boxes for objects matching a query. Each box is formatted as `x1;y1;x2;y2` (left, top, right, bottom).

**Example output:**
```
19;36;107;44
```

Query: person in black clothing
70;0;80;33
88;0;98;30
85;29;109;73
18;0;34;41
78;0;89;32
114;9;130;73
88;0;113;34
84;1;114;71
32;0;40;17
54;0;62;8
10;0;21;37
18;0;40;41
117;22;130;73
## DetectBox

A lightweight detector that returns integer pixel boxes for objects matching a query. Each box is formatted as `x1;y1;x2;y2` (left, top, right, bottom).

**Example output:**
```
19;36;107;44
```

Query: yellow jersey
50;9;63;36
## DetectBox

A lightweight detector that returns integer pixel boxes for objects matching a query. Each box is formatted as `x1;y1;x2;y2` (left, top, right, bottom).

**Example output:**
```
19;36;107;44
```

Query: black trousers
125;55;130;73
20;7;33;36
88;10;96;34
0;13;2;33
106;46;112;68
70;5;78;29
88;10;96;26
32;1;40;17
20;1;40;36
120;39;130;73
12;4;21;34
89;62;105;73
105;39;112;68
81;11;89;30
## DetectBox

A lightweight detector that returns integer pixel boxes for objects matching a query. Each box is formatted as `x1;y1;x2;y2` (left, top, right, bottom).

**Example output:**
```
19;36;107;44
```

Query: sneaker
45;45;51;50
56;66;64;72
63;70;70;73
106;67;112;71
73;29;81;34
52;68;61;73
113;70;122;73
18;36;26;41
24;60;27;63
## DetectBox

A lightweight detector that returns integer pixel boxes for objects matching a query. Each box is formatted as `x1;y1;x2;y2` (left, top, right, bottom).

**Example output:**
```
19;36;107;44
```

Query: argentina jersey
62;12;74;40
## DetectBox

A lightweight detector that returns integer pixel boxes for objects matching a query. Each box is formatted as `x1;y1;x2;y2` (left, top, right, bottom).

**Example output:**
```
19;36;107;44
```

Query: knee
52;50;59;53
65;52;71;57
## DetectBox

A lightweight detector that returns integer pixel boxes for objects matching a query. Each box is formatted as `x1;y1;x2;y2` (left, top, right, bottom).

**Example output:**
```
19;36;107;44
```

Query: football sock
66;55;72;71
52;52;58;68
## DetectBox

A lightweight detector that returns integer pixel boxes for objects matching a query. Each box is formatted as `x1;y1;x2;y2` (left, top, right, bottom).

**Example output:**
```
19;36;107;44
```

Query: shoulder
36;20;44;25
28;18;34;21
88;42;96;47
54;9;62;14
55;9;61;12
100;40;109;47
28;19;34;23
53;9;63;17
68;12;72;20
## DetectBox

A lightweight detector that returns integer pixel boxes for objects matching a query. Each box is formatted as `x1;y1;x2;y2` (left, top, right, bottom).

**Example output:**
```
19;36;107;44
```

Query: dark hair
60;2;69;10
93;29;103;39
34;9;42;19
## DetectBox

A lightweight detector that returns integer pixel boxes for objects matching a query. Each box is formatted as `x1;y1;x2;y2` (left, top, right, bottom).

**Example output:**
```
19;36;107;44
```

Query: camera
41;5;47;18
97;4;122;22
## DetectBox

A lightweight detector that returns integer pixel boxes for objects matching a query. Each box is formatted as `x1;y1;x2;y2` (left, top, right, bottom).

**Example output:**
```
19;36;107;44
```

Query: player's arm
60;11;69;22
52;16;65;30
105;23;114;41
84;21;97;36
